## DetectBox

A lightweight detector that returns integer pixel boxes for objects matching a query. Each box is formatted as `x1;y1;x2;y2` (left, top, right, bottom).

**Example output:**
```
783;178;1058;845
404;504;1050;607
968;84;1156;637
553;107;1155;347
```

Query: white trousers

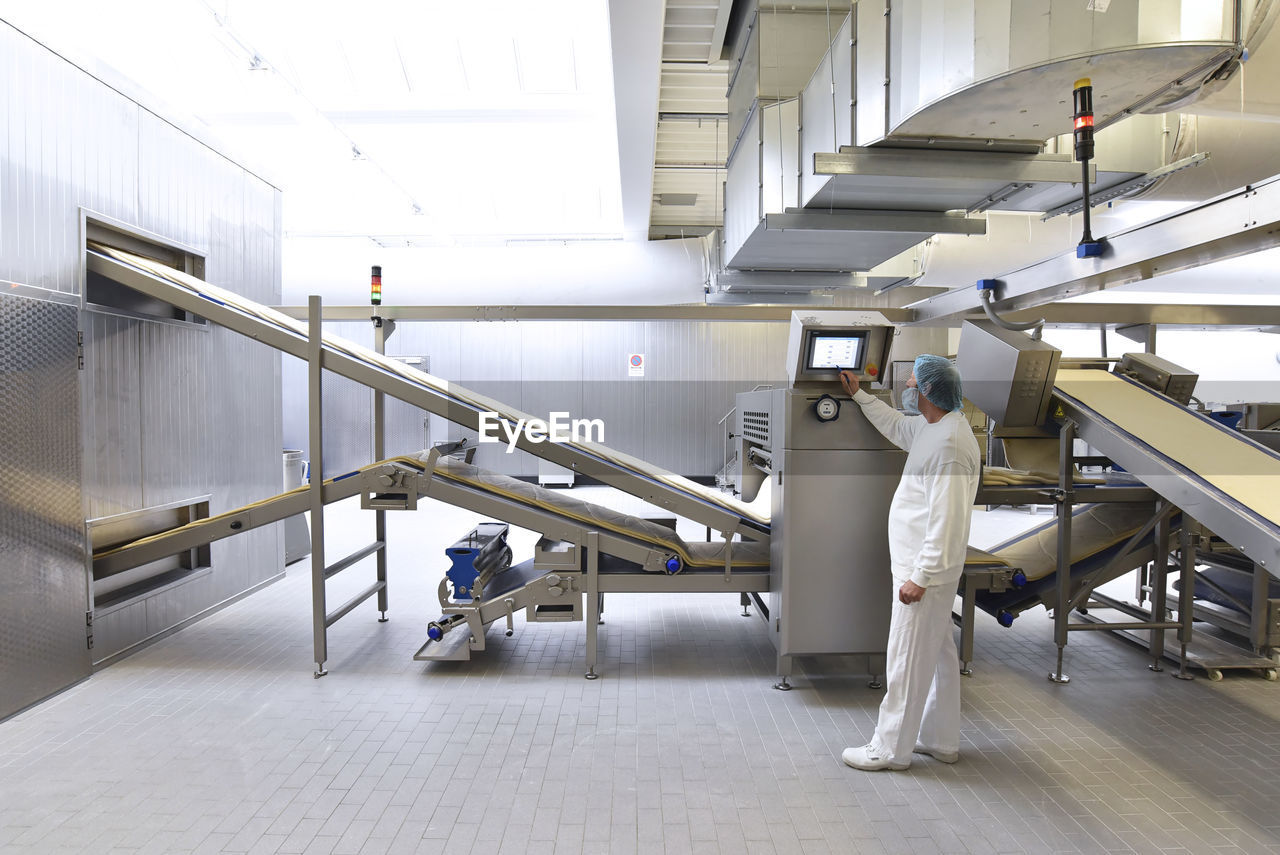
869;581;961;765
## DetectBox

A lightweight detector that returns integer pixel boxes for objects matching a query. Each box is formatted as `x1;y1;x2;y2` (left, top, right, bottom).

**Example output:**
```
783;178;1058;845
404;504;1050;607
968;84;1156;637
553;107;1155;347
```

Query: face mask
900;386;921;415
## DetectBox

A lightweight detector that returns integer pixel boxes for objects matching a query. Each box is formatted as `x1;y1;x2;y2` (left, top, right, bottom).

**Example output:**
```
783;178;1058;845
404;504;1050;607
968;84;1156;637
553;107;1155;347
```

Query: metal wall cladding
281;320;790;480
518;322;584;478
456;322;527;474
641;321;789;474
382;377;431;457
282;321;372;477
82;311;145;519
387;321;460;461
0;293;90;720
0;23;139;294
0;23;283;663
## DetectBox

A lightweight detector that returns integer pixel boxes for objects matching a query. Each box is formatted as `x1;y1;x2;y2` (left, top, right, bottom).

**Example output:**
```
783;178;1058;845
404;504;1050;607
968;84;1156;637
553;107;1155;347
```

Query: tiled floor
2;491;1278;855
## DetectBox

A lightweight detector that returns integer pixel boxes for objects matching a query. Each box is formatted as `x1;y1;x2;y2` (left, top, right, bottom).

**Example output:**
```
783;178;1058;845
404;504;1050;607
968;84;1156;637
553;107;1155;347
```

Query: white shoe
913;743;959;764
841;744;909;771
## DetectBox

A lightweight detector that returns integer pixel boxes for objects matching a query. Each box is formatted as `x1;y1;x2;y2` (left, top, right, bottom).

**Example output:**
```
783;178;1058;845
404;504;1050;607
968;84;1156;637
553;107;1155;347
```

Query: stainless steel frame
960;364;1280;682
1053;381;1280;581
909;175;1280;324
264;301;1280;332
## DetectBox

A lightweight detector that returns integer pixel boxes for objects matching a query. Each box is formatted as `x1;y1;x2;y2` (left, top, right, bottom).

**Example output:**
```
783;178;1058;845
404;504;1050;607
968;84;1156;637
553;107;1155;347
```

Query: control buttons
814;394;840;422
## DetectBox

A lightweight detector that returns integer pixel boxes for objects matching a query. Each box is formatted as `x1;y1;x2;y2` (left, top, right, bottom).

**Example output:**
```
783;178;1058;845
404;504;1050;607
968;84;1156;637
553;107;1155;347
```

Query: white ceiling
1;0;625;243
8;0;1280;305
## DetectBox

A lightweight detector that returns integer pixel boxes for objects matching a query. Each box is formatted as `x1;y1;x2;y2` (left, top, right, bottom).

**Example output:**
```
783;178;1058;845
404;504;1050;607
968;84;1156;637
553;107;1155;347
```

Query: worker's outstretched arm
840;370;917;451
909;460;976;588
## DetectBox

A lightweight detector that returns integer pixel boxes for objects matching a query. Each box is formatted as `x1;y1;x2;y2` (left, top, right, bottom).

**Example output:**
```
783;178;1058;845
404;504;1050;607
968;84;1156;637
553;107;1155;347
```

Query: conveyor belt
972;503;1171;619
415;455;768;568
85;243;769;536
1053;370;1280;578
94;451;767;574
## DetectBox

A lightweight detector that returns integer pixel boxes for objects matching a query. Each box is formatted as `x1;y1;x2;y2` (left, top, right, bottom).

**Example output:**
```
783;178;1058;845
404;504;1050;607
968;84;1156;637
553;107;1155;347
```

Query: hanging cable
976;280;1044;340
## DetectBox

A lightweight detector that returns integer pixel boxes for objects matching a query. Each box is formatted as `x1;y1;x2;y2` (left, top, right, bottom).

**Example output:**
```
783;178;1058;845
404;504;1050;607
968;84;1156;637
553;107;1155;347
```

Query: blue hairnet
913;354;964;412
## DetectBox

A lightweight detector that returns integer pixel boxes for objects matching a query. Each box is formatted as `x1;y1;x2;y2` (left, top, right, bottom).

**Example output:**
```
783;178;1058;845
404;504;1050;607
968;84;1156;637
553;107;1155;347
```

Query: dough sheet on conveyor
89;243;769;528
984;503;1161;582
964;546;1009;567
1055;369;1280;528
982;466;1105;486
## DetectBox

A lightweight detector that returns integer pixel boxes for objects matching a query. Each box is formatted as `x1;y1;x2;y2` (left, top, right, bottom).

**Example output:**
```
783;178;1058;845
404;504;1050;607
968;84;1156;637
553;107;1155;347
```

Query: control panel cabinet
768;387;905;667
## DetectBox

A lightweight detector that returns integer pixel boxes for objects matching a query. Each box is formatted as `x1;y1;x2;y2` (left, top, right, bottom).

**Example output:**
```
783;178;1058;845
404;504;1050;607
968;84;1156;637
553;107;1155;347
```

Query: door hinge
77;331;84;370
86;610;94;649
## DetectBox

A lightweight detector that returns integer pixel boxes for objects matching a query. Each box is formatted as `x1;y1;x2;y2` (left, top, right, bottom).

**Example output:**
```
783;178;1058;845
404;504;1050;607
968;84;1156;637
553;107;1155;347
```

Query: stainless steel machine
734;312;904;687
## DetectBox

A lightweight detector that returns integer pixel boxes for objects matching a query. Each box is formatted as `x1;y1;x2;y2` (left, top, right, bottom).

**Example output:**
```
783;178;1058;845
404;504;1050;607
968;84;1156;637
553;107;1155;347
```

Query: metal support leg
1251;557;1269;655
372;317;395;623
959;575;976;676
1148;506;1171;671
585;530;600;680
740;592;751;617
1174;523;1195;680
1049;420;1075;684
374;511;388;622
308;296;329;679
773;653;792;691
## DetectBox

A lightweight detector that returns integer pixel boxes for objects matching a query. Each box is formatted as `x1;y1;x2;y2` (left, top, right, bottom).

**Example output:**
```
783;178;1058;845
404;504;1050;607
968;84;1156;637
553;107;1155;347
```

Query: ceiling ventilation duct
711;0;1257;291
854;0;1243;149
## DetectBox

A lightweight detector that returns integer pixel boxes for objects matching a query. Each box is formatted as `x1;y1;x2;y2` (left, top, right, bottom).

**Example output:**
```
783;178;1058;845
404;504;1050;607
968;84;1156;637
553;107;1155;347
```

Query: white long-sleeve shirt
852;389;980;588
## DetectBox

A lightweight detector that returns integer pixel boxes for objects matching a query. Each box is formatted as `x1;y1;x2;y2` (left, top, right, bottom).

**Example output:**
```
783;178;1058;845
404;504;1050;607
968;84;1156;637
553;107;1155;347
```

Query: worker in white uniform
838;354;980;771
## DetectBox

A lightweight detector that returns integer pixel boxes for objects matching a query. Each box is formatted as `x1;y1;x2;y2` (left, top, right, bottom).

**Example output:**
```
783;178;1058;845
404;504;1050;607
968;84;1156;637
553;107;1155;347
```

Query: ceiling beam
270;302;1280;327
1003;303;1280;330
609;0;667;241
272;304;914;322
908;175;1280;324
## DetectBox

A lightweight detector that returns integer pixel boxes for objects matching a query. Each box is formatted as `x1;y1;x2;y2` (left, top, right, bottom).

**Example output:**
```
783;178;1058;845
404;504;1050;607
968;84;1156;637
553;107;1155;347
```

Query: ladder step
324;541;384;579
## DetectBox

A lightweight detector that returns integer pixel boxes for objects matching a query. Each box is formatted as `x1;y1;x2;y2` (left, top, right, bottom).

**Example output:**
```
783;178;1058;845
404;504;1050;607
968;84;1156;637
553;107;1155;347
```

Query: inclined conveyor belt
94;452;769;577
1052;370;1280;577
85;244;770;539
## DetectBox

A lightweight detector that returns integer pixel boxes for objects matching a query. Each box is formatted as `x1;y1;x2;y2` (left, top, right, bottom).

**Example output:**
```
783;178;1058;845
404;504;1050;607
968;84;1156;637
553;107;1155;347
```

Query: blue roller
446;522;510;601
665;555;682;575
1011;570;1027;588
997;610;1015;627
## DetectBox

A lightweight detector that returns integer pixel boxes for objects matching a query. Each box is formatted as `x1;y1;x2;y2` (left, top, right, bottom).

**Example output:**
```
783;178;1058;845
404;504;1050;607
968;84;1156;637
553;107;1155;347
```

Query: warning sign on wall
628;353;644;378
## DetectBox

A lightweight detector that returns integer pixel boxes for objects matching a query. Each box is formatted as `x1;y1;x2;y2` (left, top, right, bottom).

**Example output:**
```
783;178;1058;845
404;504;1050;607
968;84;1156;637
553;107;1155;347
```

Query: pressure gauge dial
814;394;840;422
